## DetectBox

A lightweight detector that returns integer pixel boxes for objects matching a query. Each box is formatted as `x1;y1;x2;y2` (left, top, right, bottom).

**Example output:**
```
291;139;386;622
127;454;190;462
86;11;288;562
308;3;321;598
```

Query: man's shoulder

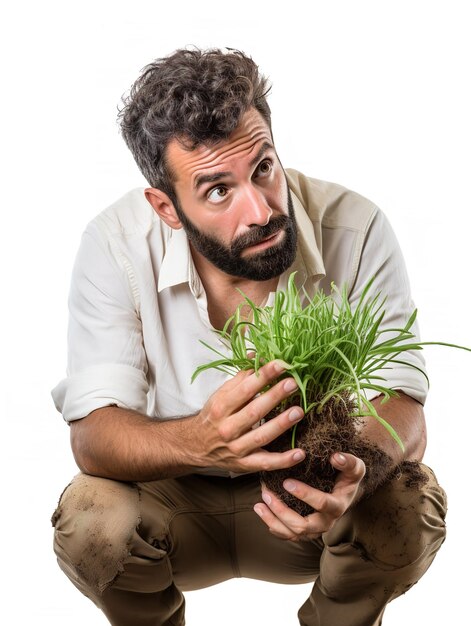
285;168;378;233
88;188;159;239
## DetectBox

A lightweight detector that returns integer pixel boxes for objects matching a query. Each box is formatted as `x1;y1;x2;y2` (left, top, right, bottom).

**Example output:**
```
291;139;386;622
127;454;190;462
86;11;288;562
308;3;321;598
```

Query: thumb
331;452;366;484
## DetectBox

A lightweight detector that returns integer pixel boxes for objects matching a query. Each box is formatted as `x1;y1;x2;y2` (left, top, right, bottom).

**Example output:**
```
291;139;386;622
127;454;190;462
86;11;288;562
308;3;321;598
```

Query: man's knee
316;464;447;608
349;463;446;569
51;473;140;595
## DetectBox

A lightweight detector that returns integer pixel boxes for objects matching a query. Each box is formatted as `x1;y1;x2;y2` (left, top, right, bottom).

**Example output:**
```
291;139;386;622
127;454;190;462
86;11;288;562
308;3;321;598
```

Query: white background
1;1;470;624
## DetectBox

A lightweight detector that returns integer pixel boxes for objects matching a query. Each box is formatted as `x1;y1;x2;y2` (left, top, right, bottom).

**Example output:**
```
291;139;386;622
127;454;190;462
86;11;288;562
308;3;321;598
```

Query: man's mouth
230;214;291;256
242;229;285;254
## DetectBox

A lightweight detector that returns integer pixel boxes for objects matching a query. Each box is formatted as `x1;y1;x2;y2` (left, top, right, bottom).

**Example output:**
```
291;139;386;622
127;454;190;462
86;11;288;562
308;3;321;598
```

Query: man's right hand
188;360;306;473
71;360;305;481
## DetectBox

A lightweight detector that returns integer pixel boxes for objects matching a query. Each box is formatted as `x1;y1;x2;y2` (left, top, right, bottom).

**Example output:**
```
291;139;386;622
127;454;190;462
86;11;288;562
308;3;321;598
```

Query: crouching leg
51;473;184;626
298;464;447;626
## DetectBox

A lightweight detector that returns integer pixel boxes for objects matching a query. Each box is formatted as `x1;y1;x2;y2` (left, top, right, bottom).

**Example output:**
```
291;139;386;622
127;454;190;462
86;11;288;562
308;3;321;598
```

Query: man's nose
242;185;272;227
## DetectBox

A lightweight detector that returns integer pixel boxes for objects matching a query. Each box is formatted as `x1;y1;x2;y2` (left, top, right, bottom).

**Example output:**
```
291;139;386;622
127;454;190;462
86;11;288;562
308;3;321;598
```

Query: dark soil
260;395;428;516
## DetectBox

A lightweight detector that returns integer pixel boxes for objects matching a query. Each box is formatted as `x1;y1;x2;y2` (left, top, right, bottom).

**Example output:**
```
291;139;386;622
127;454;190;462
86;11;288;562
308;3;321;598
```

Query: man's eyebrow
193;141;275;190
194;171;231;190
249;141;275;168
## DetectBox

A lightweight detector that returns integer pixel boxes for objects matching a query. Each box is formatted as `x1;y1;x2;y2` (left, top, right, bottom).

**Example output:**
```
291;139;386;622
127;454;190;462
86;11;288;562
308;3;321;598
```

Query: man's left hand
254;452;366;541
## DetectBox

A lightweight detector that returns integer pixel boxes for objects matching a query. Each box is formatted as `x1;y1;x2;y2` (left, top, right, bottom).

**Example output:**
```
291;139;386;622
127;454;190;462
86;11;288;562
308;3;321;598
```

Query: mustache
230;215;291;254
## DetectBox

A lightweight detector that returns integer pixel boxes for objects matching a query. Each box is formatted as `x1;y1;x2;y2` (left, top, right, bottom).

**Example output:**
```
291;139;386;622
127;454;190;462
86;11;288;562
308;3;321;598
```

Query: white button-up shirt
51;169;427;424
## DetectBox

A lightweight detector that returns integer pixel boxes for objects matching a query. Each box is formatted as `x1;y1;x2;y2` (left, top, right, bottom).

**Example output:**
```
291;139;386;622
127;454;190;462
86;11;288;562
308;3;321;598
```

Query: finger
219;360;288;415
206;361;285;421
266;481;346;536
329;452;366;495
281;479;346;521
261;485;332;536
279;454;365;520
217;367;254;392
232;404;304;456
238;446;305;473
253;500;299;541
223;375;300;439
256;488;329;540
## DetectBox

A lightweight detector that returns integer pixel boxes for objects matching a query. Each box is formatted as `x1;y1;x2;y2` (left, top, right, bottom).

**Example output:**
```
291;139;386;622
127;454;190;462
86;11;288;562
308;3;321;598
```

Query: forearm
367;391;427;463
69;363;308;482
70;406;205;482
356;391;427;497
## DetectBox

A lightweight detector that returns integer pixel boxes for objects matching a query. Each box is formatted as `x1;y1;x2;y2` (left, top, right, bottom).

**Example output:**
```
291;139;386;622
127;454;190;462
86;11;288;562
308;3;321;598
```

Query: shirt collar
282;185;325;291
156;174;326;294
157;228;203;295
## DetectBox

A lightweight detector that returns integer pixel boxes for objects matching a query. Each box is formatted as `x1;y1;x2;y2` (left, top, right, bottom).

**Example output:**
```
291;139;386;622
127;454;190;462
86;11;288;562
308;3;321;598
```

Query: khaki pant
51;465;446;626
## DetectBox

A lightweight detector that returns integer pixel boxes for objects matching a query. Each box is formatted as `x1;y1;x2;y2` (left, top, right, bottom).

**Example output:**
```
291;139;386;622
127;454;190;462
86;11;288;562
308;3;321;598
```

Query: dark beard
173;188;298;281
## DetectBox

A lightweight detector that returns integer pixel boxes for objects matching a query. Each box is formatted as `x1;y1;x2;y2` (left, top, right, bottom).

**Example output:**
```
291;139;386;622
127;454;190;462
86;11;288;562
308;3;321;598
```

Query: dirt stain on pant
355;468;447;570
52;474;140;596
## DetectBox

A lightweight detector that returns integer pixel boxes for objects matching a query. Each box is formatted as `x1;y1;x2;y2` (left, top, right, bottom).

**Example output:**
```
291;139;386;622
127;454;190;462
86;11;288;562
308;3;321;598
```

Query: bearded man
51;48;446;626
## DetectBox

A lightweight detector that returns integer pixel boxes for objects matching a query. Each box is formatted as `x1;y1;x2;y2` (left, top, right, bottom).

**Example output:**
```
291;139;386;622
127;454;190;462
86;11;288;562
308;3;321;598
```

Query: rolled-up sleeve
350;210;428;405
51;221;149;422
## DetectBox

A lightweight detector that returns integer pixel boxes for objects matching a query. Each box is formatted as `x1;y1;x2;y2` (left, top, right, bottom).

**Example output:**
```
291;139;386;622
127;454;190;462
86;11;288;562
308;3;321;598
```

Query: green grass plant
192;272;470;451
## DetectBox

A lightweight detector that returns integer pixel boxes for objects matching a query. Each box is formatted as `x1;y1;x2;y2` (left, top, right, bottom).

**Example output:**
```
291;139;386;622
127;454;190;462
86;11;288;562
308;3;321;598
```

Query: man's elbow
69;415;99;476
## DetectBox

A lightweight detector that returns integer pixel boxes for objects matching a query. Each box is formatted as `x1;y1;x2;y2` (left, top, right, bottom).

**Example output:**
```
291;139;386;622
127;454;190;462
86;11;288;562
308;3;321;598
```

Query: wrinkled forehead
166;109;274;188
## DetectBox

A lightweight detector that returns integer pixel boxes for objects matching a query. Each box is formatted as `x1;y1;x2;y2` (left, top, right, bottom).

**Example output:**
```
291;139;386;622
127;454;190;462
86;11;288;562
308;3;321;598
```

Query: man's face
165;108;298;281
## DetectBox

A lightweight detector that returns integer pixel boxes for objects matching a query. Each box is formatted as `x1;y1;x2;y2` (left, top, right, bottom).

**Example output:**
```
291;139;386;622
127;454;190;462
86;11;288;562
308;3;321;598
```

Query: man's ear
145;188;183;230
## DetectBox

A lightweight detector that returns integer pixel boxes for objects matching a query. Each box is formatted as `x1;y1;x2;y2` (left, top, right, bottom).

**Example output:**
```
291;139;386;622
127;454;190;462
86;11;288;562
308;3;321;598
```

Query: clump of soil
392;459;429;490
260;395;428;517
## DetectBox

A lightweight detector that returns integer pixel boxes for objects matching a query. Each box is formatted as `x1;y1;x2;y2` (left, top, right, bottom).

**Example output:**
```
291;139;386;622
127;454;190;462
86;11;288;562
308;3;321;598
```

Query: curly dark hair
118;48;272;203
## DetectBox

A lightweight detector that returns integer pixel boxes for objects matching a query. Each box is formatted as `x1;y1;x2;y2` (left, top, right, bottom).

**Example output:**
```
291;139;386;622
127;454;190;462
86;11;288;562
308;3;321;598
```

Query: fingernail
335;453;346;465
254;505;264;517
293;450;305;462
273;360;287;373
284;379;298;392
288;408;303;422
262;491;272;506
284;480;296;492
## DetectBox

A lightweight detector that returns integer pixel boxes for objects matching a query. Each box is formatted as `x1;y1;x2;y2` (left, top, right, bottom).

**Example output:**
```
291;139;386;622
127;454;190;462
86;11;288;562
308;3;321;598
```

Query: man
51;48;446;626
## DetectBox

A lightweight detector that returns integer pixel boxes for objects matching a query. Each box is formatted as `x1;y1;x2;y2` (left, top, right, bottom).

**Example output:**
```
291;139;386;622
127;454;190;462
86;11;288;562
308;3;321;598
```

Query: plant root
260;395;428;517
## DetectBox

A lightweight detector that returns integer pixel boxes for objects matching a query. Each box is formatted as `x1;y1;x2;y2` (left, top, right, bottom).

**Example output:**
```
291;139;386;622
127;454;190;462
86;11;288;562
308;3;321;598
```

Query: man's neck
191;247;278;330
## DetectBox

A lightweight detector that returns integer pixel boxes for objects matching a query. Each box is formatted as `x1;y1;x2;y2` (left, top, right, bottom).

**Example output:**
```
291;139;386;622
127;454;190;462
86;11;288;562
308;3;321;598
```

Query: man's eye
257;160;273;175
208;186;228;202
